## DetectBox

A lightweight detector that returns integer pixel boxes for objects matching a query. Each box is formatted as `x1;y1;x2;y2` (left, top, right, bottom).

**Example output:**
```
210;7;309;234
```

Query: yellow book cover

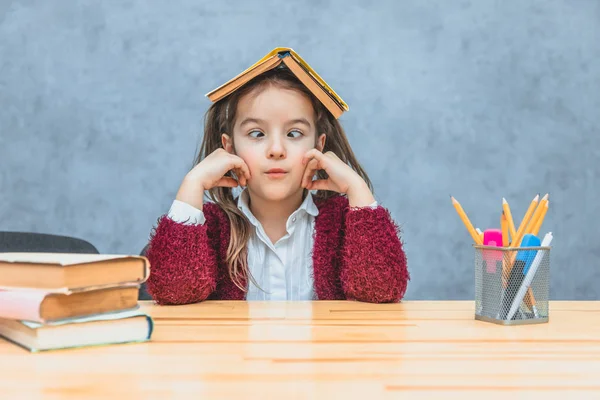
206;47;348;117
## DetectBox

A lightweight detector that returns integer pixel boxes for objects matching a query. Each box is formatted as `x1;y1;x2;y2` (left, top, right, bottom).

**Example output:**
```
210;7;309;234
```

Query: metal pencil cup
474;244;551;325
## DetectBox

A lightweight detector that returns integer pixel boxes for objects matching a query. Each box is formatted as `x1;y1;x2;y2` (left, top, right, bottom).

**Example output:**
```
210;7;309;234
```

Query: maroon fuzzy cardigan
145;195;409;304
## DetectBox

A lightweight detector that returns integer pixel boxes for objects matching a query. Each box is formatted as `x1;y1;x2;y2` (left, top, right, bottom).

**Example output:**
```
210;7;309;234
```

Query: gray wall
1;0;599;300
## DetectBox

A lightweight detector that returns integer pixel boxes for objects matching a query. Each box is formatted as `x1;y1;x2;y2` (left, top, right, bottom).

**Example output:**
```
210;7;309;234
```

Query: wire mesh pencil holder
474;244;551;325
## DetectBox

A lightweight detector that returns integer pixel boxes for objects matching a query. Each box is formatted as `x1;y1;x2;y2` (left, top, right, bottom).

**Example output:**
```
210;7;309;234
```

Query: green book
0;308;153;352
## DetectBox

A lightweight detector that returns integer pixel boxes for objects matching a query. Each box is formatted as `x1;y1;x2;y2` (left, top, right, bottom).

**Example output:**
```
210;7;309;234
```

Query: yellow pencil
451;196;483;245
524;288;537;311
531;201;549;236
500;211;509;247
505;194;544;313
500;211;510;287
475;228;484;242
504;194;540;285
511;194;540;249
526;193;549;234
502;198;517;242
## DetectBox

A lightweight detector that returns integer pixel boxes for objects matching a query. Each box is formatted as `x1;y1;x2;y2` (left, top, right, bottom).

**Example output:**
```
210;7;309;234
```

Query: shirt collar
237;188;319;227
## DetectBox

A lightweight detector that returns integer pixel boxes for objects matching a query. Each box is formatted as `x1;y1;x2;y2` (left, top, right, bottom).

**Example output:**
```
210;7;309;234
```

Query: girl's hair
196;66;372;291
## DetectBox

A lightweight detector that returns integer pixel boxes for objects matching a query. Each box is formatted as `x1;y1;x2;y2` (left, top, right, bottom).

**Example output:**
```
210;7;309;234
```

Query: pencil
502;198;517;243
500;211;510;287
503;194;540;285
524;287;537;314
507;194;544;315
531;201;549;236
500;211;509;247
451;196;483;245
526;194;549;234
476;228;484;242
511;194;540;250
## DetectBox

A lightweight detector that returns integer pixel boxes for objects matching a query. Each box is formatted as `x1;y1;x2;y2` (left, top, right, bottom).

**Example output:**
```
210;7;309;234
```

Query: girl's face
223;85;325;202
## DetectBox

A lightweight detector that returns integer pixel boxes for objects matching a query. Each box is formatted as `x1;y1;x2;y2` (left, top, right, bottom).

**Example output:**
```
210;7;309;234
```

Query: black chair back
139;243;152;300
0;231;99;254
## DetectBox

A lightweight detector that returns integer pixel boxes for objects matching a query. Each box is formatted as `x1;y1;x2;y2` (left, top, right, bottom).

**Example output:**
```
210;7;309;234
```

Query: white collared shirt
167;189;376;301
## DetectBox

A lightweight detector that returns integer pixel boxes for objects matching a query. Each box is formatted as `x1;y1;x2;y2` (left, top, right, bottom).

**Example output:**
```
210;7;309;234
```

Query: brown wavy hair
195;66;372;291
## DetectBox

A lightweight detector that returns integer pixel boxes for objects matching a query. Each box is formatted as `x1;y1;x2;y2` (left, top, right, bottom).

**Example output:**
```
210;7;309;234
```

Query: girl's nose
267;137;286;159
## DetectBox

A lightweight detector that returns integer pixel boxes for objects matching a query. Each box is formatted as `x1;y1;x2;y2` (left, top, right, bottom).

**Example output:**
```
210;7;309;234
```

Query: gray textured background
1;0;599;300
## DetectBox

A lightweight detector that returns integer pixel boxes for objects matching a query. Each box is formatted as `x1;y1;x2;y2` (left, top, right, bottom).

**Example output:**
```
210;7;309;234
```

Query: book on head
205;47;348;119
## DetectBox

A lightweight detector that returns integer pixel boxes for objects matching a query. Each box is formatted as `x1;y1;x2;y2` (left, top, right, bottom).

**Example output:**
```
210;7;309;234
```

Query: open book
0;253;149;292
206;47;348;119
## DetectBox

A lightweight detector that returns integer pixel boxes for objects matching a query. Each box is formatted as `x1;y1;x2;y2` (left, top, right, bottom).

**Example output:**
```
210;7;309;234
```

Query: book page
21;308;148;328
0;253;137;266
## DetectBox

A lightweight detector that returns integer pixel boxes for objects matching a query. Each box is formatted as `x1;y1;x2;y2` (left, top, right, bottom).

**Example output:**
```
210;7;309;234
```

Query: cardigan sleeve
167;199;206;225
145;202;224;305
339;205;409;303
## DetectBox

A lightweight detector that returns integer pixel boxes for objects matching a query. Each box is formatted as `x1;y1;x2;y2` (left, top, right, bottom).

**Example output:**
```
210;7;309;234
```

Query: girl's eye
287;130;303;138
249;130;264;138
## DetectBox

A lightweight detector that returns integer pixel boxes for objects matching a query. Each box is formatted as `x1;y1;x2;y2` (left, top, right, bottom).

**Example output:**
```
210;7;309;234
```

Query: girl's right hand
175;148;251;209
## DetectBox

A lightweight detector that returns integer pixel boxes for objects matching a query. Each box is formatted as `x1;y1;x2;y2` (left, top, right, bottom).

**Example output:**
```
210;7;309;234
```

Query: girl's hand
301;149;375;207
190;148;251;190
176;148;251;209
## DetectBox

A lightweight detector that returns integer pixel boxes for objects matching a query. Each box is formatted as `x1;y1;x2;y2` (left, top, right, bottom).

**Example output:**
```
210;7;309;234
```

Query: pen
499;233;542;320
524;198;549;312
520;194;548;312
506;232;553;320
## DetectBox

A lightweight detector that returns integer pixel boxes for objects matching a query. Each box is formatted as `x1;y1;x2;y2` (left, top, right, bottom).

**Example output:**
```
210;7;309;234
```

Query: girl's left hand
301;149;376;207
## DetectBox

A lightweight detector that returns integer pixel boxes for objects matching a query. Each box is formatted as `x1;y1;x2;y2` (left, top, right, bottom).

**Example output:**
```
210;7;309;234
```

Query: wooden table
1;301;600;399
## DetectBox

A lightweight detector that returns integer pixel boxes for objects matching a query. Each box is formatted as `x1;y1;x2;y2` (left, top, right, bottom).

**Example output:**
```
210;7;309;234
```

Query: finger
234;168;247;186
306;179;333;192
324;151;339;159
228;155;252;180
215;177;239;188
239;161;251;181
301;158;316;187
302;148;325;165
301;158;320;187
229;169;238;185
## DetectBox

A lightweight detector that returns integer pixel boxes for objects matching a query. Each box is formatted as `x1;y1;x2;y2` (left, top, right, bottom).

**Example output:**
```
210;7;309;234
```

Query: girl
145;55;409;305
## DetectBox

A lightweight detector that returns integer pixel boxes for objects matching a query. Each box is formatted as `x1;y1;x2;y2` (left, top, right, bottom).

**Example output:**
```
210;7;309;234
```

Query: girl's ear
221;133;234;154
317;133;326;152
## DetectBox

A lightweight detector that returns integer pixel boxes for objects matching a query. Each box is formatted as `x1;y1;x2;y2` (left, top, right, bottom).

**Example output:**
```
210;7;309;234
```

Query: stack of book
0;252;153;352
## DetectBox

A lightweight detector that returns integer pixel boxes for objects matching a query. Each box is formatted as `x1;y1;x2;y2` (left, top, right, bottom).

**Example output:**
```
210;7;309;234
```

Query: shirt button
292;217;297;223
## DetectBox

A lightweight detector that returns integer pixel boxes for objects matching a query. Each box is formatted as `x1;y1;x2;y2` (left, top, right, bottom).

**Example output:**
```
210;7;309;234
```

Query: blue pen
499;234;541;320
506;232;553;320
516;234;542;275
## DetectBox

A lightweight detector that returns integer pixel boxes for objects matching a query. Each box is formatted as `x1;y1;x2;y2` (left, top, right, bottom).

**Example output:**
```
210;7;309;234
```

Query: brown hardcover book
206;47;348;119
0;253;149;291
0;285;140;323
